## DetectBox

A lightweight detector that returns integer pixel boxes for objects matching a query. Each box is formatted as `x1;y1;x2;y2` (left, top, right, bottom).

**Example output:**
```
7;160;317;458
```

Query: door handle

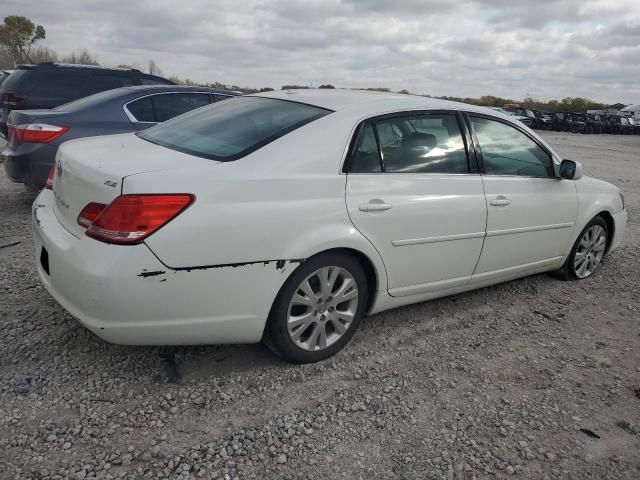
359;200;393;212
490;196;511;206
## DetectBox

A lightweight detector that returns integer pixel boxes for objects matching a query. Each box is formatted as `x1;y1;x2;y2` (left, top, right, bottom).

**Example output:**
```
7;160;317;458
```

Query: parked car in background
0;63;174;137
32;90;626;363
3;85;239;190
489;106;535;127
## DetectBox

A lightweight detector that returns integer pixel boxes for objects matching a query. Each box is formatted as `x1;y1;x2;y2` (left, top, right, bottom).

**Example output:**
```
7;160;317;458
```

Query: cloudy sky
4;0;640;103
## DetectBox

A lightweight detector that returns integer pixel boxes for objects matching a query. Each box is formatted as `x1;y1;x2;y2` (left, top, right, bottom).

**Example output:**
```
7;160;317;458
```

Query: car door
467;114;578;277
345;111;487;297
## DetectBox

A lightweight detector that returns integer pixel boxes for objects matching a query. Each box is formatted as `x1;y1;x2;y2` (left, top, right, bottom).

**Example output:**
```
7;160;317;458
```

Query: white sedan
32;90;627;363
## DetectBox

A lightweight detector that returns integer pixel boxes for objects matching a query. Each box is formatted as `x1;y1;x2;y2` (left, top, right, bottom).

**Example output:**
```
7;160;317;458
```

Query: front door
345;112;487;297
468;114;578;277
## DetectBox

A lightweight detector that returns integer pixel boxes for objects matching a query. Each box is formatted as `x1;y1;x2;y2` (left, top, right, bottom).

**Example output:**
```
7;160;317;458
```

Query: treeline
438;94;626;113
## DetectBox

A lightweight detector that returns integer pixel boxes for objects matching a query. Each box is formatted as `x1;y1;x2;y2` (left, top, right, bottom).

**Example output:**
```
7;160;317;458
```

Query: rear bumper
609;209;627;253
3;143;56;189
32;190;293;345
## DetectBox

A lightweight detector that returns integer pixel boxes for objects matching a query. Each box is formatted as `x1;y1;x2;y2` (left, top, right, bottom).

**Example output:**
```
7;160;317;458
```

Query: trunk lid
52;133;216;238
7;109;69;148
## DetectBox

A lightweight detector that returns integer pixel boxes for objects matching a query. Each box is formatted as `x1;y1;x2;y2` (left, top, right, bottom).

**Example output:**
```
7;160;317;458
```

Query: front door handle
490;195;511;206
359;200;393;212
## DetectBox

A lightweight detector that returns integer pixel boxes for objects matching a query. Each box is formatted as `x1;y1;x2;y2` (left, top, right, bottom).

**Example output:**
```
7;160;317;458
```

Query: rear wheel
555;217;608;280
264;252;368;363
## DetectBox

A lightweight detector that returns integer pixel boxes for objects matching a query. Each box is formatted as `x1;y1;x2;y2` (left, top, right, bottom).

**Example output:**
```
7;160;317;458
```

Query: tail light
45;166;55;190
77;202;107;228
85;194;194;245
0;92;26;109
8;123;69;144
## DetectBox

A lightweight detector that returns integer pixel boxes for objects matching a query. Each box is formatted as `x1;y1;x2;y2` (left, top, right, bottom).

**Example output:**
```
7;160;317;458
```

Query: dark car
3;85;239;190
0;63;174;137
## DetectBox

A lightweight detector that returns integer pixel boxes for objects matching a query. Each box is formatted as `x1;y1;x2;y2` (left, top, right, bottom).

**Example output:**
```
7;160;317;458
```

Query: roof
252;88;511;120
120;85;240;95
18;62;141;72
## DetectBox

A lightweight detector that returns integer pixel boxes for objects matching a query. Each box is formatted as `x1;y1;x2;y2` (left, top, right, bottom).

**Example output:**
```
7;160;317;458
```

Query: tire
555;216;608;281
264;252;369;363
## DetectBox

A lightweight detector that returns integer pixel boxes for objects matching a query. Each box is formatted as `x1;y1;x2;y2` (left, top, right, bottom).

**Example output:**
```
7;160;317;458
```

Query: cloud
2;0;639;103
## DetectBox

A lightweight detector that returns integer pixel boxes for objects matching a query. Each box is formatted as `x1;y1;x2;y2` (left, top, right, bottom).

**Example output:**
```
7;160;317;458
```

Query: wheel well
596;211;615;252
311;247;379;313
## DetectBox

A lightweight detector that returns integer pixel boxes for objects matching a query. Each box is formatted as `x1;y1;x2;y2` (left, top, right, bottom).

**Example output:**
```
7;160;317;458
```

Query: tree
147;59;163;76
281;84;309;90
318;84;335;89
62;49;99;65
29;46;58;64
0;15;46;63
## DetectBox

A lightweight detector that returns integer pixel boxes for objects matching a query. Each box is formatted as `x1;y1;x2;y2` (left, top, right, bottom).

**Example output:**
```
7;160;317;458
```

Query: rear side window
127;97;155;122
469;116;554;177
153;93;210;122
32;74;81;99
348;113;469;174
139;97;331;161
86;74;134;95
350;124;381;173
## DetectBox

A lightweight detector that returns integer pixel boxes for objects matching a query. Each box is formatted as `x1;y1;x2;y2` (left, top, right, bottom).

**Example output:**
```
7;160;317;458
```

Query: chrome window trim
122;91;215;123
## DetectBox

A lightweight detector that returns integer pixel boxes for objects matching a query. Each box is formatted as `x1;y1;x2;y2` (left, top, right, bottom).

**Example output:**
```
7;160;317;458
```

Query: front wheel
264;252;368;363
555;217;608;280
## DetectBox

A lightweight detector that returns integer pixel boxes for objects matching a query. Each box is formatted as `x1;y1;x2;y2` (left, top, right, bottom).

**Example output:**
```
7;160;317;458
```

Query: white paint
33;90;627;346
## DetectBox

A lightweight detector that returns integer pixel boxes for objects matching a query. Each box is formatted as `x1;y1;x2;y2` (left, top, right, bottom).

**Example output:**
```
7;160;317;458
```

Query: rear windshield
54;88;130;111
138;96;331;161
0;69;29;91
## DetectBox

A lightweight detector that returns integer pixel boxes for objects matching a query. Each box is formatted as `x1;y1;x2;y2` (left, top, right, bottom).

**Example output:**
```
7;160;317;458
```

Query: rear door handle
359;200;393;212
490;196;511;206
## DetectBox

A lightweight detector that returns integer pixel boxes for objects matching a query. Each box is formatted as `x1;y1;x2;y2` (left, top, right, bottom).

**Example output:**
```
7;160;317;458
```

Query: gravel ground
0;131;639;480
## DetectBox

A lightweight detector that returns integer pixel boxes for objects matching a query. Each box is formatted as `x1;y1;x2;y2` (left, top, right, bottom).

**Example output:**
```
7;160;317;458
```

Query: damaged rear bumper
32;190;297;345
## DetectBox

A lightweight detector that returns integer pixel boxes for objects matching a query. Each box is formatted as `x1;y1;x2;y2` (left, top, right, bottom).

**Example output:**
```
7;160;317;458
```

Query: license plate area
40;247;50;275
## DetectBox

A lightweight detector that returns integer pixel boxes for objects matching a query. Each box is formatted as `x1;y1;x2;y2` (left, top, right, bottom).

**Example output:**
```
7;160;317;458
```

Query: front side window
349;113;469;174
139;97;331;161
470;116;554;177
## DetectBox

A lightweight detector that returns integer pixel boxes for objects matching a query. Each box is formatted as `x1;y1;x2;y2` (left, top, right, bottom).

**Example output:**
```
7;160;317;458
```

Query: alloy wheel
574;225;607;278
287;266;359;351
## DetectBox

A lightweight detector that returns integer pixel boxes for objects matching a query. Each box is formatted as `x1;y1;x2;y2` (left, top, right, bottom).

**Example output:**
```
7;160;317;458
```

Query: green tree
0;15;46;63
318;84;335;89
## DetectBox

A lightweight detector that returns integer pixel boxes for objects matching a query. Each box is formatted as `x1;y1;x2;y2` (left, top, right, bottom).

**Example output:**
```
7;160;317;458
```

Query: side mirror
559;159;583;180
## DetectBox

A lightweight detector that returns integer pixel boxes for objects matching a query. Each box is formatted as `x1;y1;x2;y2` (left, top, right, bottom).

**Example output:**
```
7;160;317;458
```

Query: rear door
345;111;487;297
467;114;578;277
